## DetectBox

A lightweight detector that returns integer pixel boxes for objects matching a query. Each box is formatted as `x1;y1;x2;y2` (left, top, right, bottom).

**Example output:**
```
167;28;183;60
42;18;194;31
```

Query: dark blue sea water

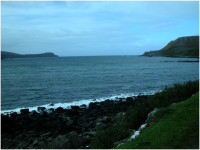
1;56;199;113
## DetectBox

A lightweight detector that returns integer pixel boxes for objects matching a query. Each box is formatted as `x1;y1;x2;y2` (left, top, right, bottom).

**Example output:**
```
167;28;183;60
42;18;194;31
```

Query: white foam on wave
1;90;160;115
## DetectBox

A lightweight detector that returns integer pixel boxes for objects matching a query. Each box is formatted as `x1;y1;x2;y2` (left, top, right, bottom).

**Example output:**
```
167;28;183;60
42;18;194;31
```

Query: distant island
142;36;199;58
1;51;59;59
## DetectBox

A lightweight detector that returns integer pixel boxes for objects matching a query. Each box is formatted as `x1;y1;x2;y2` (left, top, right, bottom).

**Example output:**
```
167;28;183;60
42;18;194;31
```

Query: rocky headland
1;95;150;149
1;51;59;59
142;36;199;58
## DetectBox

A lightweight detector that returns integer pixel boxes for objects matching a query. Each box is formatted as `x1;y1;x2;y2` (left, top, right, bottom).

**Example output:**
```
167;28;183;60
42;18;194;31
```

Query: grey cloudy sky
1;1;199;56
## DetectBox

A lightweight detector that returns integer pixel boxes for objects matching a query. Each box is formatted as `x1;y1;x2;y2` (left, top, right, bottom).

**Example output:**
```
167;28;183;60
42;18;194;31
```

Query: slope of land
1;51;59;59
142;36;199;58
89;80;199;149
114;92;199;149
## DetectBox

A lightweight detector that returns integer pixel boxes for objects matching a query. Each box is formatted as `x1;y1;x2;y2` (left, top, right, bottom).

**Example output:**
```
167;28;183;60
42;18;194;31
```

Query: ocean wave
1;90;160;115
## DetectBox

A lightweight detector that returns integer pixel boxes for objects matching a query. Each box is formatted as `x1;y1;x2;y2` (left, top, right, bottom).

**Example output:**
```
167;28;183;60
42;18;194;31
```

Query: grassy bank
89;80;199;149
114;91;199;149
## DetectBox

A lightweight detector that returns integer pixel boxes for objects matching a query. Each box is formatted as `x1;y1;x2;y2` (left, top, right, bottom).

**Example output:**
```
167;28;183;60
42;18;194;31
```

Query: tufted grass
114;92;199;149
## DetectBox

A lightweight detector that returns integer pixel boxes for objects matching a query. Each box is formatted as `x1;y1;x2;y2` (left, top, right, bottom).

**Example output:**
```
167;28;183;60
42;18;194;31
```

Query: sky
1;1;199;56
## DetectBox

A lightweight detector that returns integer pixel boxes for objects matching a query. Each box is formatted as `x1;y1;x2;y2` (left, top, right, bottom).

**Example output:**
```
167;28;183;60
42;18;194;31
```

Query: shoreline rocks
1;95;150;149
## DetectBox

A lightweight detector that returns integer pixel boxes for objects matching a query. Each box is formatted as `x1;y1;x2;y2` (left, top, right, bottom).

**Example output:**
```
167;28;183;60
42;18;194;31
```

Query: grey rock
80;104;86;109
32;139;39;145
50;131;83;149
28;137;35;143
145;108;158;123
67;131;84;148
49;134;71;149
37;107;46;112
87;131;96;136
101;116;111;124
55;107;64;113
38;141;47;146
10;112;18;118
16;141;29;148
46;137;53;142
71;105;80;110
126;97;133;101
95;123;107;131
113;112;126;122
66;119;74;126
86;135;90;139
88;121;95;128
30;110;38;116
113;138;130;147
41;132;51;137
96;118;102;124
20;109;29;115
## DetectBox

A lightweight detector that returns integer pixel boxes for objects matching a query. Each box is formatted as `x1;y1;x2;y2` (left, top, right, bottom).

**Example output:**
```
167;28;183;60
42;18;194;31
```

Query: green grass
114;92;199;149
89;80;199;149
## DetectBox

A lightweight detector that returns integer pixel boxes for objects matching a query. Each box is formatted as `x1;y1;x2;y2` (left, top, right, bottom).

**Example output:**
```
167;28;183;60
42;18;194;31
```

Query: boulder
49;131;83;149
88;121;95;128
20;109;29;115
126;97;133;101
66;119;74;126
145;108;158;123
114;112;126;122
100;101;111;107
101;116;111;124
87;131;96;136
16;141;29;149
39;110;48;117
71;106;80;110
130;131;140;140
38;141;47;147
48;108;54;112
119;98;124;101
89;102;95;108
95;123;107;131
30;110;38;116
80;104;86;109
70;110;79;117
113;138;130;147
138;123;147;131
96;118;102;124
49;134;70;149
32;139;39;145
37;107;46;112
55;107;64;113
10;112;18;118
40;132;51;138
94;102;100;106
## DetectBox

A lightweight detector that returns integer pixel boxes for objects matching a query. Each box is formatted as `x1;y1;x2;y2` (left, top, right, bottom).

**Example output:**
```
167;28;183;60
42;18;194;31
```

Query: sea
1;56;199;114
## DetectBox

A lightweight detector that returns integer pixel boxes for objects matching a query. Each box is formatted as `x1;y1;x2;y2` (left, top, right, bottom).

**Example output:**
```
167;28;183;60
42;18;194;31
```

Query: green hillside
114;92;199;149
142;36;199;58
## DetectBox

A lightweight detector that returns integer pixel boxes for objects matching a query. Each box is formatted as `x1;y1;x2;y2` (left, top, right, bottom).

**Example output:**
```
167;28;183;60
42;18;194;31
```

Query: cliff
142;36;199;58
1;51;59;59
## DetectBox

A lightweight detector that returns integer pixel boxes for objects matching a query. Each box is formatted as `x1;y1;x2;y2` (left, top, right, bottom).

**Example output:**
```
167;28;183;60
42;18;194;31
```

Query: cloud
1;1;199;56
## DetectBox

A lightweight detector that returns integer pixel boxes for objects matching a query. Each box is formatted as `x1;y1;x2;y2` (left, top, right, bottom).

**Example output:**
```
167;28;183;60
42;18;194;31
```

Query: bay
1;56;199;113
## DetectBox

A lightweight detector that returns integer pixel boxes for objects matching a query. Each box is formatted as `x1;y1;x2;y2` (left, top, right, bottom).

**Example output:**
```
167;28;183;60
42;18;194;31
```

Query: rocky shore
1;95;150;149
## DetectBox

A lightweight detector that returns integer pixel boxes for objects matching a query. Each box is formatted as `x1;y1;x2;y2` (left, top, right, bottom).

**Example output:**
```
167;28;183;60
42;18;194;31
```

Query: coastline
1;90;157;115
1;94;149;149
2;79;199;149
